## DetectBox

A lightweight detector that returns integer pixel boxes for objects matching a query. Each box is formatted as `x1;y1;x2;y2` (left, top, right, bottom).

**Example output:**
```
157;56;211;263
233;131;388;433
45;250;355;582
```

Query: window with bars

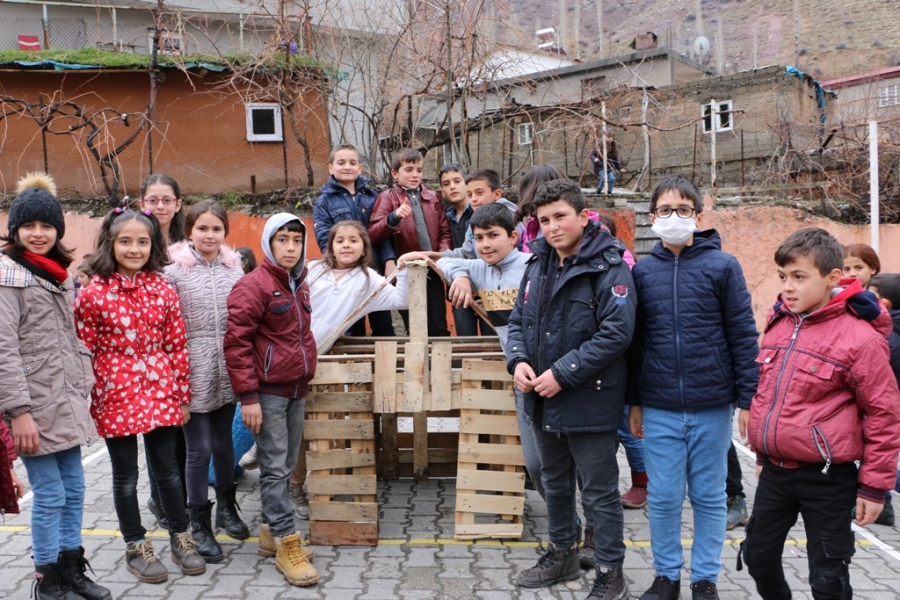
702;100;733;133
878;85;900;108
245;103;283;142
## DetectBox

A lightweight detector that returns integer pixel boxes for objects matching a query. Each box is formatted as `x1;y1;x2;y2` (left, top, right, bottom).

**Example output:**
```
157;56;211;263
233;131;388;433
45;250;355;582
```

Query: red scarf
20;250;70;284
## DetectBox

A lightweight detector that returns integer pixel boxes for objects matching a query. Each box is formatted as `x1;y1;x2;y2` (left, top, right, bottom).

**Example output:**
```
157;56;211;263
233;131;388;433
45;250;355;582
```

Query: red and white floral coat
75;271;191;438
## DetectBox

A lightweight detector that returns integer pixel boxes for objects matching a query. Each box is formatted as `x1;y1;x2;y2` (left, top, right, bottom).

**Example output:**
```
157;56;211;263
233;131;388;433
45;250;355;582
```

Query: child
74;259;93;291
224;212;319;587
75;208;205;584
628;175;759;600
0;174;111;600
369;148;451;336
440;168;519;260
843;242;880;285
1;417;24;517
313;144;396;336
139;174;186;244
589;132;626;194
507;179;635;600
164;200;249;563
743;228;900;599
236;246;257;273
439;163;481;336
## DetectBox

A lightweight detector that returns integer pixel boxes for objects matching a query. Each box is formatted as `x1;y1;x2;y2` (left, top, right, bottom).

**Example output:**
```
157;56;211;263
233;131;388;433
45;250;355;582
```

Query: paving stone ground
3;419;900;599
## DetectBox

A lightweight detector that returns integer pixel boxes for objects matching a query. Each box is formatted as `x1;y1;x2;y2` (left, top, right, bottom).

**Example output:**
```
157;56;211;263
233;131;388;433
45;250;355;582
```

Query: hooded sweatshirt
224;213;316;404
441;198;523;260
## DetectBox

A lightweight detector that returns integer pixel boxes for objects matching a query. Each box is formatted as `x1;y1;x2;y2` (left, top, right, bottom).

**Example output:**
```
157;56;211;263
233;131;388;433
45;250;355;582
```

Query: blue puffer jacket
312;175;396;265
506;221;637;434
629;229;759;410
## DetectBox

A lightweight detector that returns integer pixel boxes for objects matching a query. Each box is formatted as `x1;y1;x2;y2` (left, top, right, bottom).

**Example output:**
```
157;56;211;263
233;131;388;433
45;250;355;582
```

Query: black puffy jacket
506;221;637;434
629;229;759;410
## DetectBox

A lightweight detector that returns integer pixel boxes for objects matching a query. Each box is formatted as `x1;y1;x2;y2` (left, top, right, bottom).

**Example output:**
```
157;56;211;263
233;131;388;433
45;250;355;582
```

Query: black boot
146;496;169;531
189;502;224;563
215;486;250;540
33;560;83;600
59;548;111;600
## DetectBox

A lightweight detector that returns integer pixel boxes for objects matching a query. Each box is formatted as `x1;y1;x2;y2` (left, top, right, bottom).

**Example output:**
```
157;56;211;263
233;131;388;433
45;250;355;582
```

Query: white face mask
651;216;696;246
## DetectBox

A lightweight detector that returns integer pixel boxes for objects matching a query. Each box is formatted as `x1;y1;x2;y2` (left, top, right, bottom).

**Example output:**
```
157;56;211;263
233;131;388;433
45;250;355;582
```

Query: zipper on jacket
673;257;686;409
209;262;223;390
812;425;833;474
263;344;274;382
761;316;803;457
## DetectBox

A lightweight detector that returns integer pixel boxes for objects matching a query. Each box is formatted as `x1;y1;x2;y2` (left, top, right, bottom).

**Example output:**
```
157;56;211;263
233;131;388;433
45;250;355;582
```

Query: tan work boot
125;540;168;584
274;533;319;586
258;524;314;560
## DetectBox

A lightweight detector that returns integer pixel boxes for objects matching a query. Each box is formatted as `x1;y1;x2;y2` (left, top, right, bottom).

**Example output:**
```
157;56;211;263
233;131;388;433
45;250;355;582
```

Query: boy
628;175;758;600
744;228;900;599
369;148;451;336
436;204;544;497
224;213;318;587
507;179;635;600
440;168;519;260
440;163;480;336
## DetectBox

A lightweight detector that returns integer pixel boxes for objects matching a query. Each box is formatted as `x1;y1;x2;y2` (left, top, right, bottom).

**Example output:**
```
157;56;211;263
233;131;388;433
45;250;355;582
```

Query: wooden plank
460;413;520;437
309;361;373;385
454;523;523;540
306;474;377;496
373;341;398;413
379;413;399;480
397;431;458;448
457;442;526;466
457;469;525;493
402;341;426;412
412;412;429;481
461;360;512;383
310;521;378;546
456;492;524;516
398;448;457;464
306;391;372;412
306;448;376;471
430;342;453;412
406;262;429;343
461;389;516;411
308;501;378;522
304;419;374;441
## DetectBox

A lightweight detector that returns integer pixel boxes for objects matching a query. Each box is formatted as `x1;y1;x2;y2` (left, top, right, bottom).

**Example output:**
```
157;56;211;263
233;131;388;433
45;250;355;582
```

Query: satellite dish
694;36;710;56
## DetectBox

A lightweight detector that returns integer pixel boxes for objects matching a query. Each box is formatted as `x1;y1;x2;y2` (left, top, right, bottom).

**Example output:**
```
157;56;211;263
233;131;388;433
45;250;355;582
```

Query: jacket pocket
23;353;53;408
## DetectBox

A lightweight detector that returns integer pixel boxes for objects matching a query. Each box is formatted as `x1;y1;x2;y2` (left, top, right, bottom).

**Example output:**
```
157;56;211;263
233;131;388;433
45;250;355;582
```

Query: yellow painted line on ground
0;526;876;548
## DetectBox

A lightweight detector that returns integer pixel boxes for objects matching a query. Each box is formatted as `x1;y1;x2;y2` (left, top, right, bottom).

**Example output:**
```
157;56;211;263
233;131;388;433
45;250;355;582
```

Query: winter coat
0;254;96;455
368;184;451;255
312;175;396;266
629;229;759;410
75;271;191;438
506;221;637;434
887;309;900;387
748;279;900;499
165;242;244;413
0;418;17;515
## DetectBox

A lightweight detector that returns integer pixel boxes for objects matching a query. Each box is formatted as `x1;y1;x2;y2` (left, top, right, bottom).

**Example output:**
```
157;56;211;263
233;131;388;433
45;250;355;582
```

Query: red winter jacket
749;279;900;500
0;419;18;515
368;184;451;256
75;271;191;438
224;258;317;404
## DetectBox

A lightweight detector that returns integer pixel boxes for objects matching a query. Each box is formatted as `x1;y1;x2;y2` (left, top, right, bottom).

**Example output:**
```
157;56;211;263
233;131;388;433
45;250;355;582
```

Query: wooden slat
397;448;457;464
457;469;525;493
456;492;524;516
306;448;376;471
306;474;376;496
461;388;516;411
407;262;429;341
457;442;526;466
459;413;520;437
379;413;399;480
309;361;372;385
430;342;453;411
309;501;378;522
306;391;372;412
454;523;523;539
402;341;426;412
373;341;398;413
310;521;378;546
461;359;512;382
412;412;428;481
304;419;374;441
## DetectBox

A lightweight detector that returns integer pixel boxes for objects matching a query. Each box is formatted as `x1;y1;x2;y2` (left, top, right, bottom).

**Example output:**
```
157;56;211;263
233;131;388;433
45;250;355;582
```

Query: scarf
16;250;69;286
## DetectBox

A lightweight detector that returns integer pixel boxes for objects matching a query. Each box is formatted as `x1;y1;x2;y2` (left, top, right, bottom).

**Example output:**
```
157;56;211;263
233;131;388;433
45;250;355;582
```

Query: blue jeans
515;389;544;500
255;394;305;538
597;170;616;193
619;406;645;473
20;446;84;565
643;404;732;583
531;411;625;568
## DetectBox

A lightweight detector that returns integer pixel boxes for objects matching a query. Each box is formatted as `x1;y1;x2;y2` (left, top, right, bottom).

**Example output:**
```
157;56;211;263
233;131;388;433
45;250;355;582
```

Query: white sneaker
239;444;259;470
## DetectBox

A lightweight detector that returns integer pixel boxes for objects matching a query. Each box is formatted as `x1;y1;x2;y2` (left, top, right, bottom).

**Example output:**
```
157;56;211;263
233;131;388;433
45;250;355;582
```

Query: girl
165;200;248;563
0;173;110;600
140;174;186;244
843;242;880;286
515;164;566;251
236;246;257;273
75;209;204;584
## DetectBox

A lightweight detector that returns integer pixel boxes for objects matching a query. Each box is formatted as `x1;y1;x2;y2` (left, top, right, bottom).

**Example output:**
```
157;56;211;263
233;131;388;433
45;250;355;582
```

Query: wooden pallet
454;359;525;540
305;361;378;546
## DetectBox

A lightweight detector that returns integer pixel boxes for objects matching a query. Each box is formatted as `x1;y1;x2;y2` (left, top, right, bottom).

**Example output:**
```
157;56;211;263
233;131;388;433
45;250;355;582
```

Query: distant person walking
590;132;626;194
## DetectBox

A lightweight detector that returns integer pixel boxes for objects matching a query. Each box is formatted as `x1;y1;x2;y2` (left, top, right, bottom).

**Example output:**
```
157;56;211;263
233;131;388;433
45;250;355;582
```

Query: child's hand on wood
532;369;562;398
448;278;474;308
514;363;537;393
242;403;263;434
398;251;428;265
11;413;39;455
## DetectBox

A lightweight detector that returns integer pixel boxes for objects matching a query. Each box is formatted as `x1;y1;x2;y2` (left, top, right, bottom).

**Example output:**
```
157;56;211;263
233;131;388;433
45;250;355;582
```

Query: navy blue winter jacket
312;175;396;266
506;220;637;434
888;310;900;388
629;229;759;410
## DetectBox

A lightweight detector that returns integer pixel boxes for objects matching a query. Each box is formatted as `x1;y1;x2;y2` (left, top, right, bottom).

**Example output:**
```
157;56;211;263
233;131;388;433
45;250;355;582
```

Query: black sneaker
516;543;581;588
875;495;895;526
690;580;719;600
587;566;629;600
640;575;681;600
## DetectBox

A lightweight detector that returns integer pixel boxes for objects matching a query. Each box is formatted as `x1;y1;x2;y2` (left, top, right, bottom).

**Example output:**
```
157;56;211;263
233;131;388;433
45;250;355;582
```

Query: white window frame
702;100;733;133
245;103;283;142
518;122;534;146
878;84;900;108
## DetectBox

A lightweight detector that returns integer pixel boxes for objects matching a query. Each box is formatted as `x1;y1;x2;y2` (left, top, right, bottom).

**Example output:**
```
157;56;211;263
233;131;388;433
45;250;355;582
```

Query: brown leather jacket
368;185;451;256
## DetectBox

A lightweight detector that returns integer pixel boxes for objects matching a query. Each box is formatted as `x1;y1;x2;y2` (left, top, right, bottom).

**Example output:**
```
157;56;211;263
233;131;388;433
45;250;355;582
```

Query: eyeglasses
143;196;178;206
652;206;695;219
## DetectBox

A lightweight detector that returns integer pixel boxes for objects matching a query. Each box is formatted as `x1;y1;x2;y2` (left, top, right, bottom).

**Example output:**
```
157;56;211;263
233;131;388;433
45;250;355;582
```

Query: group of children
2;144;899;600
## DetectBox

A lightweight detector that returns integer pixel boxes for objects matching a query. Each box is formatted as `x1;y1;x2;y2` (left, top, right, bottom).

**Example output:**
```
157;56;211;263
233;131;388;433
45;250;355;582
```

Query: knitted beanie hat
8;173;65;238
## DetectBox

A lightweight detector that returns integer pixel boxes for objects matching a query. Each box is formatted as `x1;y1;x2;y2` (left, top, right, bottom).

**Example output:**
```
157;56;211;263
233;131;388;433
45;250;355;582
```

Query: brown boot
274;533;319;586
259;523;314;560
